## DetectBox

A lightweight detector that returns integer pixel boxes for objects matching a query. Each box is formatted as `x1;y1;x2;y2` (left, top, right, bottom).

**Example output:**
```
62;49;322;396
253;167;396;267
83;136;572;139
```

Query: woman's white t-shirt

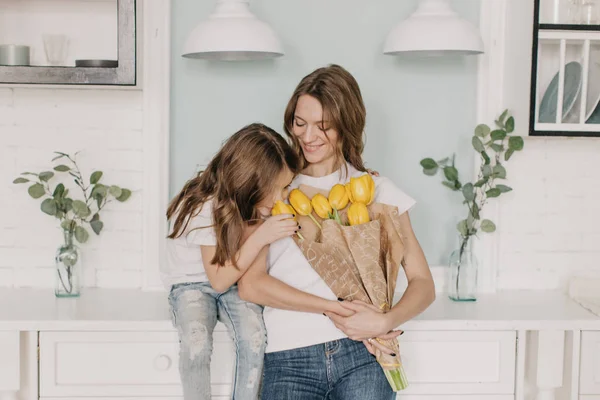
264;164;416;353
161;200;216;290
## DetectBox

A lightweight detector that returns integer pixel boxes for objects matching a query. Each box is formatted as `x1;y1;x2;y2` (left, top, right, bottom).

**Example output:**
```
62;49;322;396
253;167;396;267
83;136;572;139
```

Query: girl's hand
367;168;380;177
325;300;393;341
253;214;298;247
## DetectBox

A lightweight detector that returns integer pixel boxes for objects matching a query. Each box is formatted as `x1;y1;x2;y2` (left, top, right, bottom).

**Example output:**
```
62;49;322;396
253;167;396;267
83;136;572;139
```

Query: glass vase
447;235;478;301
55;229;81;297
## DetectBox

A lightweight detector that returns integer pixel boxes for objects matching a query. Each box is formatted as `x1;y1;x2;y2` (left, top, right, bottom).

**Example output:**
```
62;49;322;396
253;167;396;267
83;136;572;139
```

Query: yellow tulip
311;193;332;219
328;184;349;210
349;174;376;205
345;183;355;203
271;201;304;240
347;202;370;226
289;189;322;229
271;200;296;217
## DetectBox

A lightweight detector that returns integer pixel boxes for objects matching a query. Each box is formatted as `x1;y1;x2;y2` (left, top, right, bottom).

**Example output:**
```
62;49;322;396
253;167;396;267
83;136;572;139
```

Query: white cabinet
580;331;600;395
401;331;516;396
39;331;182;398
39;328;236;398
37;329;517;399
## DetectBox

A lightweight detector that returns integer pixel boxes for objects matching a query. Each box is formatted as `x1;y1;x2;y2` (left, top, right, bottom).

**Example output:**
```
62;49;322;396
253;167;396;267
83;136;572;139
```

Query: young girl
163;123;301;400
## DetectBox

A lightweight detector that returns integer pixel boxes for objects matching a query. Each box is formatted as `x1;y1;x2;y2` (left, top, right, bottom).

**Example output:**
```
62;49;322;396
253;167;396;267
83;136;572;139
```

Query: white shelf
0;288;597;331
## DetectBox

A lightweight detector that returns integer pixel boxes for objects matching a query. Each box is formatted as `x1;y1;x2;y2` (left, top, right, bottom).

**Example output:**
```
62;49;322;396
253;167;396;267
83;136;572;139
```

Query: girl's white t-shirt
264;164;416;353
161;200;216;290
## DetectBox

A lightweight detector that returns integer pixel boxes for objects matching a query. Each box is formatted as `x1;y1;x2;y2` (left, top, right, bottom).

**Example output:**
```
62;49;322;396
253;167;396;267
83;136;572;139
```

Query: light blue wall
170;0;480;265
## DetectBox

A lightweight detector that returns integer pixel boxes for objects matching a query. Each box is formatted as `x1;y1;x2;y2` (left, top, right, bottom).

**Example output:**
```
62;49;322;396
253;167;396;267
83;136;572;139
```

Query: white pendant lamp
182;0;283;61
383;0;484;56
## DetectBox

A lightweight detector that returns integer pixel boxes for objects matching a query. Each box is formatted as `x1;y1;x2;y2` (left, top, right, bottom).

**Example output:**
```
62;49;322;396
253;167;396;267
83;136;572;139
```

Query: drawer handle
153;354;172;371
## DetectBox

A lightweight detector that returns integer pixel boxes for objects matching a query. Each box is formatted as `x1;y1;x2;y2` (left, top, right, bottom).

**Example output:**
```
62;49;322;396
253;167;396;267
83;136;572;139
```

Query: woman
238;64;435;399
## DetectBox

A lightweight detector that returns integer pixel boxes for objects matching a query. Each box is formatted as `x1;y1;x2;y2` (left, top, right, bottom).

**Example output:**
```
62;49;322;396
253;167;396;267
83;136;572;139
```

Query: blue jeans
169;282;267;400
261;338;395;400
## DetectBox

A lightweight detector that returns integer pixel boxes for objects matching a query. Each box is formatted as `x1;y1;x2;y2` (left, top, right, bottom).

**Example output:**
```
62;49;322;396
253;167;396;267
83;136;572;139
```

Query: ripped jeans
169;282;267;400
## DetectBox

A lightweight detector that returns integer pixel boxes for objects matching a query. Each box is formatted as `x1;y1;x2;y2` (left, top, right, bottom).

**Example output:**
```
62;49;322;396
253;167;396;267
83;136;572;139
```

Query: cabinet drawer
400;331;516;395
580;331;600;395
39;330;235;397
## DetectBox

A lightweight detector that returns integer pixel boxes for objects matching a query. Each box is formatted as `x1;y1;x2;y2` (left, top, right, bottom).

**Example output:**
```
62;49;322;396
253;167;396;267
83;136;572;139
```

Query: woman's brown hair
166;123;299;267
283;64;367;174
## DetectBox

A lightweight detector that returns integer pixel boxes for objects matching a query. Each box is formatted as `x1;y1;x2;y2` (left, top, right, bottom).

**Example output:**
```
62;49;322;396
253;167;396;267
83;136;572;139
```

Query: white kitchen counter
0;288;597;331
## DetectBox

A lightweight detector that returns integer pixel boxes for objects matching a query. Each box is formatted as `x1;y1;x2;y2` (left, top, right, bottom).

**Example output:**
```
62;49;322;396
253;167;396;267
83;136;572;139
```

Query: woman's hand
324;300;393;340
362;331;403;356
324;300;355;317
367;168;380;177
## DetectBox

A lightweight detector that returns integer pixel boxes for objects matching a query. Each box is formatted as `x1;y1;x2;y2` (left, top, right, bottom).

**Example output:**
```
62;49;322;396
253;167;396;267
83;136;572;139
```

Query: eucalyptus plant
13;151;132;244
419;110;524;253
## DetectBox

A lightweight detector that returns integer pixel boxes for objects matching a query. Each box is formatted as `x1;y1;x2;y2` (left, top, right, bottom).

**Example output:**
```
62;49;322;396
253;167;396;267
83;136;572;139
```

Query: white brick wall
0;88;144;289
497;137;600;290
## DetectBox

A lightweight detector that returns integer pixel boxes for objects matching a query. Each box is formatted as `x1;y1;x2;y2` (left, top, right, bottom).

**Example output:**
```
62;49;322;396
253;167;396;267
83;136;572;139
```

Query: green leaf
481;151;491;165
443;166;459;181
53;164;70;172
457;220;469;237
472;136;485;152
63;198;73;212
482;165;493;177
52;152;68;161
474;178;488;187
420;158;438;170
505;149;515;161
454;180;463;190
109;185;122;198
442;181;457;190
490;143;504;153
91;184;107;198
462;183;475;202
474;124;490;138
493;164;507;179
13;177;29;184
90;171;103;185
481;219;497;233
28;183;45;199
508;136;524;151
72;200;91;218
52;183;65;198
471;202;480;219
22;172;38;176
74;226;89;243
496;184;513;193
90;218;103;235
38;171;54;182
505;116;515;133
423;167;438;176
486;188;501;198
490;129;507;141
41;198;57;216
499;109;509;123
60;219;74;232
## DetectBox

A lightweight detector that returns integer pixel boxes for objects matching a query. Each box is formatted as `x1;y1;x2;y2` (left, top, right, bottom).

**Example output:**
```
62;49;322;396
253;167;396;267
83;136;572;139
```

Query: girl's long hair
167;123;299;267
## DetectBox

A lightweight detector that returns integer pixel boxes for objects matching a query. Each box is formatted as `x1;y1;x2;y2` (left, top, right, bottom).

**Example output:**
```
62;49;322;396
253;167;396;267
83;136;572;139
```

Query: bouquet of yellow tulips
276;173;409;392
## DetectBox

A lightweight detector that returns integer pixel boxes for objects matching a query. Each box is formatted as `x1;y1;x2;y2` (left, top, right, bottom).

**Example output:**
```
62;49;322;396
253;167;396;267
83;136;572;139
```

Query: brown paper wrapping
292;184;407;371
